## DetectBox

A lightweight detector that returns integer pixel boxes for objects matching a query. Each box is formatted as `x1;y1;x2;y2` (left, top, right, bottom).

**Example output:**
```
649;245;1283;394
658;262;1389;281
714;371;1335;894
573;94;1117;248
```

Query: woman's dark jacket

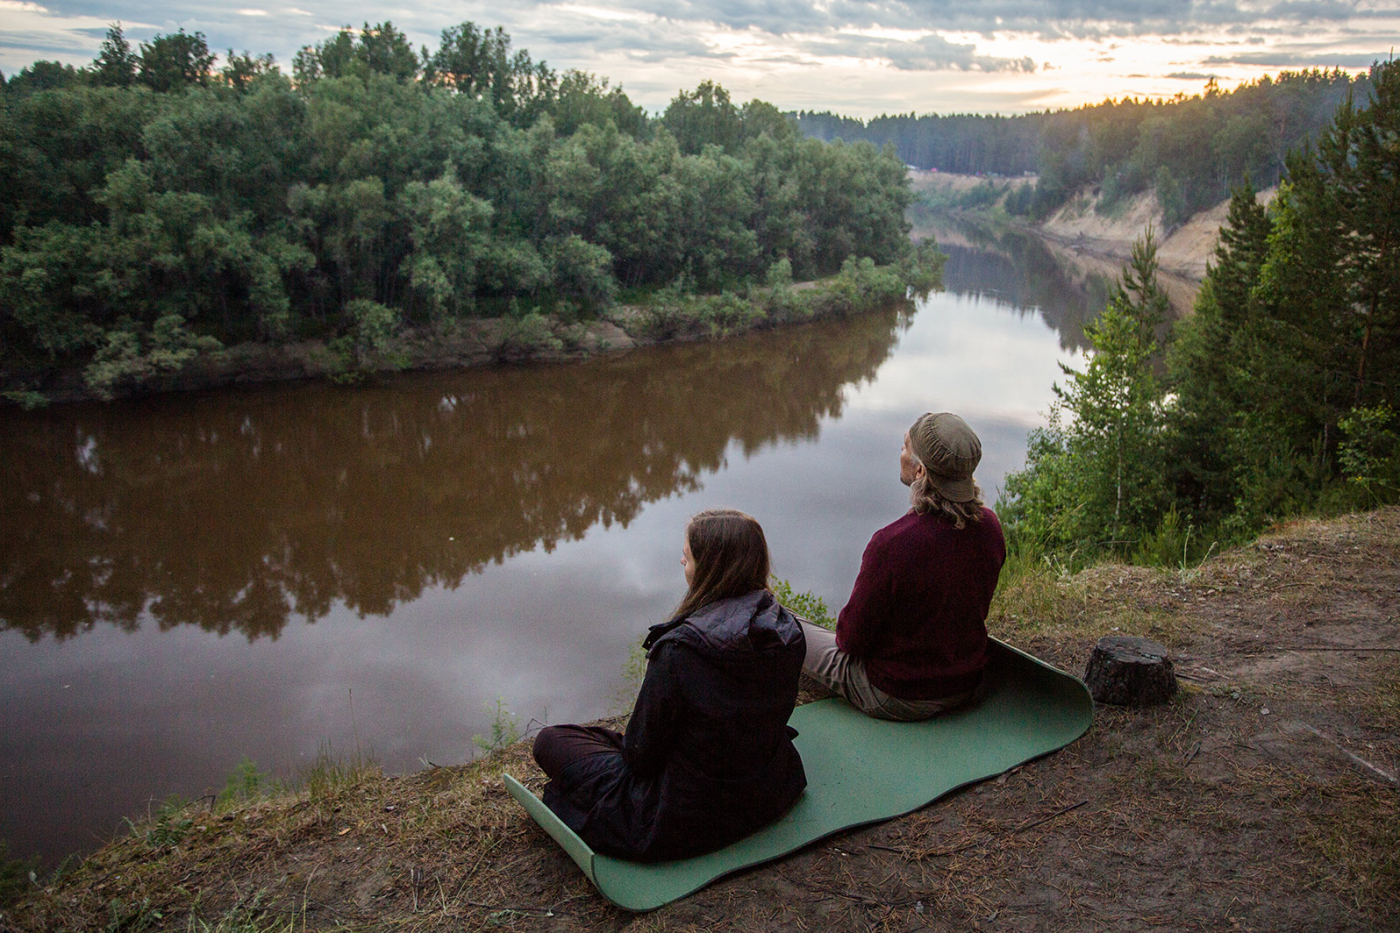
543;589;807;861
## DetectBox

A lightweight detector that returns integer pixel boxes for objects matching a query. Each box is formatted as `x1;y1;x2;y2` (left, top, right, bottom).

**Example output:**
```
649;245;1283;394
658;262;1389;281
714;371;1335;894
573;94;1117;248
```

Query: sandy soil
6;509;1397;932
1040;187;1277;282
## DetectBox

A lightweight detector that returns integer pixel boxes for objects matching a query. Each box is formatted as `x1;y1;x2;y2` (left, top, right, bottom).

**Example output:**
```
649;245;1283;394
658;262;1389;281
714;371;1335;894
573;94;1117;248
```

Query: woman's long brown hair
671;509;771;621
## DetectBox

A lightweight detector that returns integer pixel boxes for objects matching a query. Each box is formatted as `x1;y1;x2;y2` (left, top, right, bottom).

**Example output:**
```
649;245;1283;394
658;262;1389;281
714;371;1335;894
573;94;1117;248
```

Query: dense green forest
1001;60;1399;557
798;68;1368;226
0;23;928;399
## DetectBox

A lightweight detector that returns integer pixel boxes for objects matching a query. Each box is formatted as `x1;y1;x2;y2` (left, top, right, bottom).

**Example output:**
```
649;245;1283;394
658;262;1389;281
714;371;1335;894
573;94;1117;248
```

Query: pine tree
1166;181;1271;520
1003;230;1171;552
1316;60;1400;410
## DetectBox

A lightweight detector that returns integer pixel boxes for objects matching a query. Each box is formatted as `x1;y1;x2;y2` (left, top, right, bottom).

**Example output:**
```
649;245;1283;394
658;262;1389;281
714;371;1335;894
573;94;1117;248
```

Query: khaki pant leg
797;620;975;722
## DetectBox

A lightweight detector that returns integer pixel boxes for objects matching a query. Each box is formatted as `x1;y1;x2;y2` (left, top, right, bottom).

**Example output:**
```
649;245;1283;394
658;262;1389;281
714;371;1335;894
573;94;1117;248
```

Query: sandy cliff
1039;186;1277;281
909;169;1276;285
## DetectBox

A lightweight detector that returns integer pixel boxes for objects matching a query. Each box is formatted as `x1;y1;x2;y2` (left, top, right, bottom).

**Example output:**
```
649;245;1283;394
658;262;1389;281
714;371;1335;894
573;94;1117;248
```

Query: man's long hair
910;474;984;529
671;509;771;621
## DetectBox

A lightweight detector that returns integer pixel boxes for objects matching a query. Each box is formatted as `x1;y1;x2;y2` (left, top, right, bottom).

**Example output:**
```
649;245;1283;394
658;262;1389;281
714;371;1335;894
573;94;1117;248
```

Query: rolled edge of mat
503;775;598;885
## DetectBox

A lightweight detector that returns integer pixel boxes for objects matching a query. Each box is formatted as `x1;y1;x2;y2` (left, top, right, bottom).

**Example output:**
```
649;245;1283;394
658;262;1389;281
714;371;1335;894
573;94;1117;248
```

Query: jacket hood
645;589;804;658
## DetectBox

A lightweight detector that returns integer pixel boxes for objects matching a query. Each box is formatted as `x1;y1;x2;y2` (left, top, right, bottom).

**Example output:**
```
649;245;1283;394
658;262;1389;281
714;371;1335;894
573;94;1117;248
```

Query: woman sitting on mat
532;508;807;862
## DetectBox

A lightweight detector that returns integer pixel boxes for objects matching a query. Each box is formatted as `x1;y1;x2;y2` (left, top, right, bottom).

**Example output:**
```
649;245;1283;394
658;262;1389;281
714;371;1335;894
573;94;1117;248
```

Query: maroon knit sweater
835;507;1006;700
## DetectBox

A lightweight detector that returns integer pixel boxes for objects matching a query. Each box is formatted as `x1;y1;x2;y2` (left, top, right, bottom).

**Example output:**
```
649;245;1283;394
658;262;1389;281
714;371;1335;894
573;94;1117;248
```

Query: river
1;223;1118;866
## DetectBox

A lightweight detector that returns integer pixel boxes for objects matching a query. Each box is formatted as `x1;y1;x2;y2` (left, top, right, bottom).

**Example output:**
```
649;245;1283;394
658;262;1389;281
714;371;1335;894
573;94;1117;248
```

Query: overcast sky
1;0;1394;116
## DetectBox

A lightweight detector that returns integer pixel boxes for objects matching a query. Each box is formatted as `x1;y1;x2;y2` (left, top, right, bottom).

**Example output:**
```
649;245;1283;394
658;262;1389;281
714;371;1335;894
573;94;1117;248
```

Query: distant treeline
1002;60;1400;559
0;24;917;396
796;68;1370;225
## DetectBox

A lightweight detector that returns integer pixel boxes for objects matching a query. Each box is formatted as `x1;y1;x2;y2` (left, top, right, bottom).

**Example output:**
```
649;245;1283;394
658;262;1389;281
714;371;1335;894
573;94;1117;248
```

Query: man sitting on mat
799;412;1006;721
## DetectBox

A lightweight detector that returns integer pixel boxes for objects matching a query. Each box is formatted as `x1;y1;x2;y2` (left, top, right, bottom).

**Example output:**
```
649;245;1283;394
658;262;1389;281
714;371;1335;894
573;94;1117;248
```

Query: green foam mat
505;637;1093;912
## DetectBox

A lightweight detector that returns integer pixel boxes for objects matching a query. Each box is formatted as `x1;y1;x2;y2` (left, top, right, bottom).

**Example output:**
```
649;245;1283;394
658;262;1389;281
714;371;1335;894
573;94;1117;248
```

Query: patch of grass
185;891;301;933
1130;506;1223;578
607;635;648;716
298;742;380;804
987;536;1090;640
104;895;164;932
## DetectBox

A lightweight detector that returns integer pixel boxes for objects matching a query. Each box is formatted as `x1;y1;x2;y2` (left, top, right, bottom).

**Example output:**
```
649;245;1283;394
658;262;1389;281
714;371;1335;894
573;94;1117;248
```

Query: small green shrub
472;696;521;755
217;757;276;810
771;577;835;629
1339;404;1399;501
496;309;562;359
84;313;221;399
126;795;196;850
328;299;405;382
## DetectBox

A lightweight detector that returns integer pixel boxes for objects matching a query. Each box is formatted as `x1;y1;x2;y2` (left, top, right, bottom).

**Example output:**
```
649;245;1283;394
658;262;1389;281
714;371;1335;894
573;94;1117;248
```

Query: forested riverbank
0;23;936;404
996;59;1399;565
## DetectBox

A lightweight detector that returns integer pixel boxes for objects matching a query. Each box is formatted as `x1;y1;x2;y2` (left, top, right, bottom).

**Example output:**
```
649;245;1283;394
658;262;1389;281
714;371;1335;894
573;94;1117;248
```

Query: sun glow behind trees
0;0;1392;115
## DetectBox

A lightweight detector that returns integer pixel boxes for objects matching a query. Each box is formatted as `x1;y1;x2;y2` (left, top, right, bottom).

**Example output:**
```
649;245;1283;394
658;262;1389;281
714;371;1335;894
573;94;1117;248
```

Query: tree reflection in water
0;305;909;643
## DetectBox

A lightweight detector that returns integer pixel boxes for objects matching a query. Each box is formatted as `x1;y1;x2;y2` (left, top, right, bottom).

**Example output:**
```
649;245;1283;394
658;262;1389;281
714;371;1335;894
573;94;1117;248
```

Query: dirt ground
5;509;1397;933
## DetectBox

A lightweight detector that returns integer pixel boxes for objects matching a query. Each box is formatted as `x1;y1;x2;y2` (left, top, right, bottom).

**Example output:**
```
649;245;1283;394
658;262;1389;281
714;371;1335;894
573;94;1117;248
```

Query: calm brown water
1;231;1098;864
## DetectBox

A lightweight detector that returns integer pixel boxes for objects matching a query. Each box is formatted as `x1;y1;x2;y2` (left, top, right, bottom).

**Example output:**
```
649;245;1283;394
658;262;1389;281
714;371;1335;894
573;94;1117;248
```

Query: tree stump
1083;636;1177;706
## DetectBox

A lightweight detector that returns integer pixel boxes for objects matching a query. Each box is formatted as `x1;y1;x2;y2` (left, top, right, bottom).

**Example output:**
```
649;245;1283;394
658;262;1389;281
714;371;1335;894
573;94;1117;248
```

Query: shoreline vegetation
1;250;944;406
3;507;1396;930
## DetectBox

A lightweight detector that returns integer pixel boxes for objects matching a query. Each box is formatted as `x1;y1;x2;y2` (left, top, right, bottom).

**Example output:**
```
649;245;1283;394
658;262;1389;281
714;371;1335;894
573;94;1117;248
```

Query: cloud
0;0;153;62
546;19;731;61
1165;70;1219;78
880;33;1037;71
1263;0;1357;21
774;29;1037;72
602;0;1389;41
1204;47;1396;67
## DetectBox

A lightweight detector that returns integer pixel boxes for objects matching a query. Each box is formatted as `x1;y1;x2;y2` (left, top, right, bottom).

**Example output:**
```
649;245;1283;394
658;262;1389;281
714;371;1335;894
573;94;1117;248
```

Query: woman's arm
622;641;684;778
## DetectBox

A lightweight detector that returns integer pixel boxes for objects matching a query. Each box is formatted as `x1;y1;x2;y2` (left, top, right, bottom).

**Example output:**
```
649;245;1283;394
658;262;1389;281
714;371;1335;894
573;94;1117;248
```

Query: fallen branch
460;899;562;917
1297;725;1399;785
877;800;1089;859
777;871;885;906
